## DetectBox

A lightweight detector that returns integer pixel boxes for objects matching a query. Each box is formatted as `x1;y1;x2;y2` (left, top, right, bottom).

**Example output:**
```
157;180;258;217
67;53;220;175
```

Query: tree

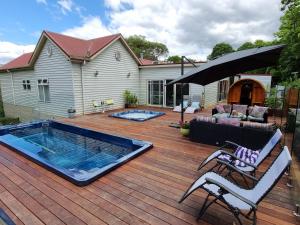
167;55;181;63
125;35;169;60
275;0;300;81
207;42;235;60
237;42;255;51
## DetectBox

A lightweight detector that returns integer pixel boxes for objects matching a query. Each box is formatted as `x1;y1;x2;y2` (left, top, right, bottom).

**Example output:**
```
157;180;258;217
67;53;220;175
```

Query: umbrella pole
181;56;184;124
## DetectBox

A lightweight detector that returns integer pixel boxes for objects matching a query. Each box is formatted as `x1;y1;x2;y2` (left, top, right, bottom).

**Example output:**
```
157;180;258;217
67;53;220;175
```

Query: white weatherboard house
0;31;271;121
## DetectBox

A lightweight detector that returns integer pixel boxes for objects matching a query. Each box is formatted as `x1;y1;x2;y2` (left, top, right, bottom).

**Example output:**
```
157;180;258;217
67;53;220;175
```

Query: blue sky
0;0;109;44
0;0;283;64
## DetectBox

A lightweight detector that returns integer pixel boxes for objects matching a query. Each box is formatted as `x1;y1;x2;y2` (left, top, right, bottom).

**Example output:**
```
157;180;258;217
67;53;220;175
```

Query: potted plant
123;90;139;108
67;108;76;118
123;90;131;108
180;121;190;136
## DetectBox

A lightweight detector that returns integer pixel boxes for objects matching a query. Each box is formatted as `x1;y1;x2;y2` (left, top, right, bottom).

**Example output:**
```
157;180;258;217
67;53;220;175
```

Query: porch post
181;56;184;123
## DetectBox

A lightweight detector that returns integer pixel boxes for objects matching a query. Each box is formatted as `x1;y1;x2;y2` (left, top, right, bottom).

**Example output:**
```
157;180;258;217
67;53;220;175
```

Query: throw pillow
223;104;232;113
215;104;225;113
234;146;260;167
250;105;268;118
217;118;240;127
218;146;260;168
232;104;248;115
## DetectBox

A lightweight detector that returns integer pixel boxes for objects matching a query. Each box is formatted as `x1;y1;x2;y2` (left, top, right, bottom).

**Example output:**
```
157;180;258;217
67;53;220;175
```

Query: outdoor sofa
212;104;269;123
189;118;274;149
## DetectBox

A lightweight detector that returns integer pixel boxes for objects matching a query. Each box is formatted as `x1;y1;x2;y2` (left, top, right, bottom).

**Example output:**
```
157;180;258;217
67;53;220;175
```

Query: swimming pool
110;110;165;121
0;121;152;186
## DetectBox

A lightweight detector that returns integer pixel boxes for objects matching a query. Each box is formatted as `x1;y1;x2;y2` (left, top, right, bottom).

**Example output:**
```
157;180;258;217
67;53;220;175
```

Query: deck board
0;107;298;225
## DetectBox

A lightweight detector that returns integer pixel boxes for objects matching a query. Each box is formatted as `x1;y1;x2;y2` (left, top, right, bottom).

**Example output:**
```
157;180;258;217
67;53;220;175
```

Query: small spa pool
0;121;152;186
110;110;165;121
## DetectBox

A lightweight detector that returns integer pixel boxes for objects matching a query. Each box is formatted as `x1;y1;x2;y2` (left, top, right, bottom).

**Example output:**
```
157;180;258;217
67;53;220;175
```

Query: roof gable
0;31;141;72
44;31;121;59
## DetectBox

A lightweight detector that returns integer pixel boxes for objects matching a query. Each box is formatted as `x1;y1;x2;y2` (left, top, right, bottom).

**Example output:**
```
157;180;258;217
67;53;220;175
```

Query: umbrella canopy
167;44;285;86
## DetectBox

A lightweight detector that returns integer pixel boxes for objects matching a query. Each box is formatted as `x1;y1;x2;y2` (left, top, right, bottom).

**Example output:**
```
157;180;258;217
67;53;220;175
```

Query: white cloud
0;41;35;64
104;0;282;60
62;17;111;39
1;0;283;64
57;0;73;14
36;0;47;4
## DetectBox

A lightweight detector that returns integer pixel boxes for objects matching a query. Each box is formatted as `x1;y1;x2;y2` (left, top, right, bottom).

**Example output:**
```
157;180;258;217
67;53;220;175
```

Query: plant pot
180;128;190;137
129;104;138;108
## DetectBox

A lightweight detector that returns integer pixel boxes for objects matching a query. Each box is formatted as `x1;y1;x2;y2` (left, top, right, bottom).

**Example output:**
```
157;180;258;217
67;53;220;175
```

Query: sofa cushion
212;113;230;120
215;104;225;113
250;105;268;118
223;104;232;113
242;121;274;131
247;115;264;122
217;118;240;127
233;104;248;115
248;106;254;114
196;115;216;123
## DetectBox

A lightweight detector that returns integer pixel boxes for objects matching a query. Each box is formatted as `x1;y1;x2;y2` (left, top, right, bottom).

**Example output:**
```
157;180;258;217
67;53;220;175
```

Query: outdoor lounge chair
197;128;282;181
185;101;200;114
173;100;189;112
179;146;291;225
92;100;104;112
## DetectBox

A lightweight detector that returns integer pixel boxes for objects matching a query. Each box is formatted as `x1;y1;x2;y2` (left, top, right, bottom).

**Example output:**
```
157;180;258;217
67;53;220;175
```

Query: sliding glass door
148;80;164;106
147;80;190;107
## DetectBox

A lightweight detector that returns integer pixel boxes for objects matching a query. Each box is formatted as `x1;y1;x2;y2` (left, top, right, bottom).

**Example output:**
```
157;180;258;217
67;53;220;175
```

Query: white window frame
38;78;50;103
22;80;31;90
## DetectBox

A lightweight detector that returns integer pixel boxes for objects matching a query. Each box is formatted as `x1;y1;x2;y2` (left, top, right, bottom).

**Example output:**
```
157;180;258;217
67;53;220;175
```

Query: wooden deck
0;107;298;225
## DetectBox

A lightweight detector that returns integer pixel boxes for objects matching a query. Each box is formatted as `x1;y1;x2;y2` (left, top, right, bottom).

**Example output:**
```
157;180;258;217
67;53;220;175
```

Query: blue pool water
0;121;152;186
110;110;165;121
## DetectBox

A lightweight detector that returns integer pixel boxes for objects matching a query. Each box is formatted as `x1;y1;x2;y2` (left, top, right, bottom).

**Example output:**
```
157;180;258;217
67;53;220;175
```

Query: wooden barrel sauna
227;79;266;106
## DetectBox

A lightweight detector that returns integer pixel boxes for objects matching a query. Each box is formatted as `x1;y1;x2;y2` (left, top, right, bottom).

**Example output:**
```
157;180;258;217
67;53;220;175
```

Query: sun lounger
197;129;282;184
173;100;189;112
179;146;291;225
185;101;200;114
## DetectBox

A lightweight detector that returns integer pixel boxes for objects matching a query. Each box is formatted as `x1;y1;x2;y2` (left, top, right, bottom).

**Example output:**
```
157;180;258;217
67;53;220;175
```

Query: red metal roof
140;59;154;65
0;52;33;71
44;31;121;59
0;31;122;71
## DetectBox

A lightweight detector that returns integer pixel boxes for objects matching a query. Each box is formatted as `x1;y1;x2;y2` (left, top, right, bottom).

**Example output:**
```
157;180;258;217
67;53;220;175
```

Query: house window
38;79;50;102
218;80;229;101
23;80;31;90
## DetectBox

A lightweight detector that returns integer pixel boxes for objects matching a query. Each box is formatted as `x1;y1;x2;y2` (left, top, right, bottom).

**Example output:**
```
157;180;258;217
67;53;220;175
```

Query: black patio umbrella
167;44;285;125
168;44;285;86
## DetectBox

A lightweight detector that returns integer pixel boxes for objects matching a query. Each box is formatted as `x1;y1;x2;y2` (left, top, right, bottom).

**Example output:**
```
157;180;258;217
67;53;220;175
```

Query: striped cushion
218;146;260;167
217;118;240;127
242;121;274;131
196;116;216;123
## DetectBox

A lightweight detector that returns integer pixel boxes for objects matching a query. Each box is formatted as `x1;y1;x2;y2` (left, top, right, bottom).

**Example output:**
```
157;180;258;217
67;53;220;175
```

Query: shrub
265;88;283;109
123;90;138;105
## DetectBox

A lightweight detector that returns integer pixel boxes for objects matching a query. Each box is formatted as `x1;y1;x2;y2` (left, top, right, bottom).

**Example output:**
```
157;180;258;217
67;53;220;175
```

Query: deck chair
185;101;200;114
197;129;282;183
103;99;114;112
179;146;291;225
173;100;189;112
92;100;104;112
